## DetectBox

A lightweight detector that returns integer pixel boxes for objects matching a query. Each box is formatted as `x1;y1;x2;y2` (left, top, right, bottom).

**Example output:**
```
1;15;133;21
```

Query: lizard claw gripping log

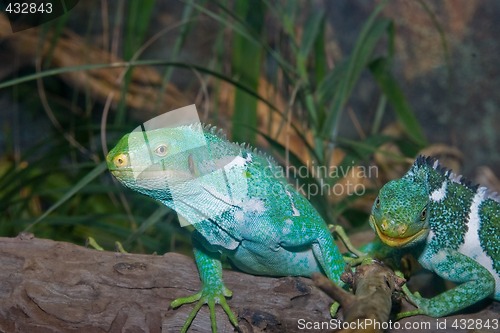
106;107;346;332
370;155;499;318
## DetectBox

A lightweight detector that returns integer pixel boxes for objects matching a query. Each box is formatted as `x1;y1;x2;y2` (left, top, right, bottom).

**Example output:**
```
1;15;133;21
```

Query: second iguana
370;155;499;318
106;120;346;332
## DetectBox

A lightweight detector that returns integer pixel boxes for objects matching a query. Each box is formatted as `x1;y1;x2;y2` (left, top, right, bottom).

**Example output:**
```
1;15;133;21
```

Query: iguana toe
171;287;238;333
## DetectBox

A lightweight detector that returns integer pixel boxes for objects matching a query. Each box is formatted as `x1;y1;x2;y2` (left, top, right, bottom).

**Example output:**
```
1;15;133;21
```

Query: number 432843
5;2;53;14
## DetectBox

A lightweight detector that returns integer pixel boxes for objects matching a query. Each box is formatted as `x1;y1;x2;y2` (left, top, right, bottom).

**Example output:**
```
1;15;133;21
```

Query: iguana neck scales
107;123;345;332
370;155;499;317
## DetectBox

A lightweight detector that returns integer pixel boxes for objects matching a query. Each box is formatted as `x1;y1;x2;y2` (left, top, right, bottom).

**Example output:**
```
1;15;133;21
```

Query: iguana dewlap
370;155;499;317
106;123;345;332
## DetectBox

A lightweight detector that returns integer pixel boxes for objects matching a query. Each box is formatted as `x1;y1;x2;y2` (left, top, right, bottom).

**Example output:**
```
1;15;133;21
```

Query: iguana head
106;126;206;200
107;124;247;226
369;164;431;248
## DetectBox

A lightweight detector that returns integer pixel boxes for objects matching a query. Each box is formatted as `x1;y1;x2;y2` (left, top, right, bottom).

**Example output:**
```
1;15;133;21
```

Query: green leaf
124;0;156;60
369;57;427;147
320;0;390;139
316;60;348;106
116;0;156;125
155;0;197;111
231;0;265;144
337;135;393;158
299;9;325;59
313;17;328;84
191;0;295;74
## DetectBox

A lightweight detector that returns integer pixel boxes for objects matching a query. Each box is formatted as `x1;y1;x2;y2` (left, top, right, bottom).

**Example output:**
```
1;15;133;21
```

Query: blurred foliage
0;0;427;254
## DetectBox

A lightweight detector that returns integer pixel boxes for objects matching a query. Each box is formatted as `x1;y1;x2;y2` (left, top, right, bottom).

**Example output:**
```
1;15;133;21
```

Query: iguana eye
375;196;380;208
154;144;168;157
420;206;427;221
113;153;128;168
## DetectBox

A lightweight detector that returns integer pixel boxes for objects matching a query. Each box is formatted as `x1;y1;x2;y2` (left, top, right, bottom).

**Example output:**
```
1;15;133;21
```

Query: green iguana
370;155;499;318
106;122;346;332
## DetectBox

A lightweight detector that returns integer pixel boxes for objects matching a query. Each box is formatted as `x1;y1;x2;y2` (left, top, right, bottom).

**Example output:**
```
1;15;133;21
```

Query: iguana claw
329;302;340;317
171;286;238;333
396;283;425;319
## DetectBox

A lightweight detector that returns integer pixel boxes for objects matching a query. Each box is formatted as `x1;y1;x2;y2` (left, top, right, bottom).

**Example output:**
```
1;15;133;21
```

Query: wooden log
1;235;498;333
0;235;332;333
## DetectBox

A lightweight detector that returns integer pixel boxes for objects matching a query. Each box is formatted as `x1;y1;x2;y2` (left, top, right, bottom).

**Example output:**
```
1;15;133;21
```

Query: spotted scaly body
107;123;345;332
370;155;499;317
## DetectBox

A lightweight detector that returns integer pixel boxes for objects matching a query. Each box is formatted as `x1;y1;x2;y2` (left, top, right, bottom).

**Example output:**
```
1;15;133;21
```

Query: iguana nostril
381;220;388;231
398;224;408;235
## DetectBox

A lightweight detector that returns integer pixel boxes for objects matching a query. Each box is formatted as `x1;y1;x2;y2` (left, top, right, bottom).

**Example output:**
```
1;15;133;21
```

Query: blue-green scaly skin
107;124;345;331
370;155;499;317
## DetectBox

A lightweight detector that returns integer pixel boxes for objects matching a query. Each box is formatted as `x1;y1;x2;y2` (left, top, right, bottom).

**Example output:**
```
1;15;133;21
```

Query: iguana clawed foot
330;225;370;266
86;237;128;253
396;283;426;319
171;285;238;333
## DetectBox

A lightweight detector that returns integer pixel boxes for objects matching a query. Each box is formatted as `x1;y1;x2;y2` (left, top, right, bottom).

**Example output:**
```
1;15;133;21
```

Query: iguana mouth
371;218;428;247
111;167;194;184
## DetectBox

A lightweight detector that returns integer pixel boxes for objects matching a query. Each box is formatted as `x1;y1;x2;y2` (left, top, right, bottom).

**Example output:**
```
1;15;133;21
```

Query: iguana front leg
279;221;345;316
171;245;238;332
398;249;496;318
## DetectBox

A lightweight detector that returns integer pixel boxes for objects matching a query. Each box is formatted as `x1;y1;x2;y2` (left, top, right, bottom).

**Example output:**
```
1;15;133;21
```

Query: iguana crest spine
188;122;283;174
413;155;500;199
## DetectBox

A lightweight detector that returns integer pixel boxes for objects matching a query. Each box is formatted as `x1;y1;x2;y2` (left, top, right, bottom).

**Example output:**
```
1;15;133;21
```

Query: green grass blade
124;205;170;246
0;61;268;115
24;162;108;231
192;0;295;74
369;58;427;147
124;0;156;60
155;0;197;110
313;16;328;85
299;9;325;60
116;0;156;125
321;18;390;139
231;0;264;144
295;8;325;128
316;60;348;106
321;0;389;139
